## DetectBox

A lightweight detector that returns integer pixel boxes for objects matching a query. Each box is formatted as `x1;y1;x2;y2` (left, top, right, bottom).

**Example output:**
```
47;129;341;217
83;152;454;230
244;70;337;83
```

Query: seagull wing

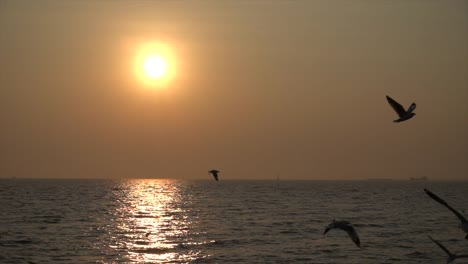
323;221;338;234
407;103;416;113
323;220;337;234
386;96;406;117
342;225;360;247
208;170;218;181
428;235;454;258
424;189;467;223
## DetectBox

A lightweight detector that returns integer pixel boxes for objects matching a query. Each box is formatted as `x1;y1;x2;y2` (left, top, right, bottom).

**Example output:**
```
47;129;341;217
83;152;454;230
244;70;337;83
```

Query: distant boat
409;176;428;181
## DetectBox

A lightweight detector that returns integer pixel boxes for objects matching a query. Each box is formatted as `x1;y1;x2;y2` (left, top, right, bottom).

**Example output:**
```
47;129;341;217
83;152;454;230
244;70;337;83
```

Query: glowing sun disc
144;56;167;79
134;42;176;88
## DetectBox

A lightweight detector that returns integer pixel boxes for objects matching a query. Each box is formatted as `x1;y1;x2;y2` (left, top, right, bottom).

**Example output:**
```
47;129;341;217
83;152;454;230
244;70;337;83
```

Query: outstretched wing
386;95;406;117
323;220;336;234
424;189;467;223
208;170;219;181
407;103;416;114
428;235;454;258
339;224;361;247
343;225;360;247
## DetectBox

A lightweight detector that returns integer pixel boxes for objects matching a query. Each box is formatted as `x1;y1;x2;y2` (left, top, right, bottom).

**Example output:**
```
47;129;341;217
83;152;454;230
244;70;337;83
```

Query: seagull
424;189;468;239
427;235;468;263
386;95;416;122
208;169;219;181
323;220;360;247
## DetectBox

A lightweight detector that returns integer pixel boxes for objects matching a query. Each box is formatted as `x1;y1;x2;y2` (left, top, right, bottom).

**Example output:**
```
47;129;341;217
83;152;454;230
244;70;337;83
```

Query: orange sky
0;1;467;180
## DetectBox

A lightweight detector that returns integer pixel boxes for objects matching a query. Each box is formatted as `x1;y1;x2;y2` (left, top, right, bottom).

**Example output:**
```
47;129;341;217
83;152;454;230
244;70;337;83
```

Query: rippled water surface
1;179;467;263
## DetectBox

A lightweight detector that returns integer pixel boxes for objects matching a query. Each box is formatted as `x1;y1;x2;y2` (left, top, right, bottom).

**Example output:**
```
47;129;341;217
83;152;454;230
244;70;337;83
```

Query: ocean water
0;179;467;264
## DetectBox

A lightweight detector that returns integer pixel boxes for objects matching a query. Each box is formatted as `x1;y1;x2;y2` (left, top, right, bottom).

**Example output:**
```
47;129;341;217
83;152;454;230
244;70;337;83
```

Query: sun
144;56;168;79
134;42;175;88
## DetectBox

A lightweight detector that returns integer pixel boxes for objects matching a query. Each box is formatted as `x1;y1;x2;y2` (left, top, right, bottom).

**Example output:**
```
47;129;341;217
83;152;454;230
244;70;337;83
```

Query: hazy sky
1;0;467;180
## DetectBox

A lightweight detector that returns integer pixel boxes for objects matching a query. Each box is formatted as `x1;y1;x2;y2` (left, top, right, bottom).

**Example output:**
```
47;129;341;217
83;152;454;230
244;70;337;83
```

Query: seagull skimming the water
386;95;416;122
424;189;468;239
323;220;361;247
209;169;219;181
427;235;468;263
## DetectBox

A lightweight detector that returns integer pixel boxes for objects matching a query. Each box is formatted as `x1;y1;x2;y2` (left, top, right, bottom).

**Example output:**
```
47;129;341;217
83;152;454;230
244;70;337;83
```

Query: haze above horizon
0;1;467;180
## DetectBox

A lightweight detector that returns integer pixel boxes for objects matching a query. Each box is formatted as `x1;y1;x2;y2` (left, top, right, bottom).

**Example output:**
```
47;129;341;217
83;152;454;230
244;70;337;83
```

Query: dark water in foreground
0;179;467;263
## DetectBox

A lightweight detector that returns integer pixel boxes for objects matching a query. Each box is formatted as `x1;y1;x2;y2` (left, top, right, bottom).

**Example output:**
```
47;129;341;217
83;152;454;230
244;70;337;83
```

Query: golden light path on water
110;179;209;263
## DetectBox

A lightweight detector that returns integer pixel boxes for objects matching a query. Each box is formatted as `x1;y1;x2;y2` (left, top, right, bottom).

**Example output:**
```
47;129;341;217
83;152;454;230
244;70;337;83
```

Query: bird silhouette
386;95;416;122
208;169;219;181
324;220;361;247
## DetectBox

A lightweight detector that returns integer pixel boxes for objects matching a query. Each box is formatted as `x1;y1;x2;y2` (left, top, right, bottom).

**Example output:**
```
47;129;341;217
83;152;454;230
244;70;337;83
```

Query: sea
0;179;467;264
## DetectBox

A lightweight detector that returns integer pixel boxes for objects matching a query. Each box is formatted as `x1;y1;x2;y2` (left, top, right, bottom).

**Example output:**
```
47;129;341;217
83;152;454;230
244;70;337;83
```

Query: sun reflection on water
110;179;207;263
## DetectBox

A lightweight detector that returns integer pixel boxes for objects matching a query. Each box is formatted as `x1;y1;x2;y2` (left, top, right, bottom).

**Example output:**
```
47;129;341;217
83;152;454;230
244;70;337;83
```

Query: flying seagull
427;235;468;263
208;169;219;181
323;220;360;247
424;189;468;239
386;95;416;122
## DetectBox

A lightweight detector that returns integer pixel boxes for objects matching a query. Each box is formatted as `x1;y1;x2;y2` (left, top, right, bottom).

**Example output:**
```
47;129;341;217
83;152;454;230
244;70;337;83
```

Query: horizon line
1;177;467;182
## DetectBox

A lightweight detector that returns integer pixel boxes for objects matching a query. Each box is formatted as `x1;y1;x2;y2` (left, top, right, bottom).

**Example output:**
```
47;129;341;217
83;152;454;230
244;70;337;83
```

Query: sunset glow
135;42;175;88
144;56;168;79
2;1;468;263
